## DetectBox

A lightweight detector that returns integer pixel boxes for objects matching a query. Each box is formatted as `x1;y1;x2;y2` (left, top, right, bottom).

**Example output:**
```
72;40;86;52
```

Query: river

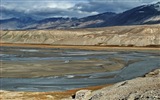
0;47;159;91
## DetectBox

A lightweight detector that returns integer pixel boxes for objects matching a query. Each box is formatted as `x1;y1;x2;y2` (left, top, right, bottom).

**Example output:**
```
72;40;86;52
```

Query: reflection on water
0;47;160;92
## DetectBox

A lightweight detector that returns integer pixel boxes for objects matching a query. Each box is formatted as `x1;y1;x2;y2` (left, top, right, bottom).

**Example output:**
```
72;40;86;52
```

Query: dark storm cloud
0;0;159;19
0;0;92;19
0;5;30;19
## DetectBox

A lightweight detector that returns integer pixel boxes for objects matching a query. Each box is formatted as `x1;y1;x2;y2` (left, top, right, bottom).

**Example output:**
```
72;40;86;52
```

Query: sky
0;0;159;20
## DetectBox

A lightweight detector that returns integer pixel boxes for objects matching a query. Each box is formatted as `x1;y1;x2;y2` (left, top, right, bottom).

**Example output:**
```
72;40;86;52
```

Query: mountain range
0;2;160;30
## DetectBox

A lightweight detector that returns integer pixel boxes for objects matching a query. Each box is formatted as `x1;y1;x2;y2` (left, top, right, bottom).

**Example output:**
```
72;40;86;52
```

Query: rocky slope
0;17;36;30
24;17;78;30
1;25;160;47
70;69;160;100
98;2;160;27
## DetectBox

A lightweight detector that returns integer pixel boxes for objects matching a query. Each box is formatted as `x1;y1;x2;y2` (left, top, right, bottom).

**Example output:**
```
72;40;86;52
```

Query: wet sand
1;59;125;78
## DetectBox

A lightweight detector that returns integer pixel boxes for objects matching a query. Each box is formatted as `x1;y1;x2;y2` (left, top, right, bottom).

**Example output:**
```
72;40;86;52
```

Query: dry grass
1;43;159;51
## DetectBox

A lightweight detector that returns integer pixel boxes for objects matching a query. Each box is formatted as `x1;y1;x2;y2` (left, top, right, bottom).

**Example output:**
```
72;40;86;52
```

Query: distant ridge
0;2;159;30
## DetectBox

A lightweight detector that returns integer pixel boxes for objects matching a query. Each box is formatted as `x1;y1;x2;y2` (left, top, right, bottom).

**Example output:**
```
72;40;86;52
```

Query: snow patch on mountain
152;2;160;11
144;16;160;23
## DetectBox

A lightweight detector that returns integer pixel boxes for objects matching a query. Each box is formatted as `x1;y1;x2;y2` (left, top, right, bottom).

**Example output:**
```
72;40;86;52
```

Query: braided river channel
0;47;160;92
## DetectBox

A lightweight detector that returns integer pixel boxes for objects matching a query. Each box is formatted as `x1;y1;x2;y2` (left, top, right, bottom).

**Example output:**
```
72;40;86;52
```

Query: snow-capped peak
152;2;160;11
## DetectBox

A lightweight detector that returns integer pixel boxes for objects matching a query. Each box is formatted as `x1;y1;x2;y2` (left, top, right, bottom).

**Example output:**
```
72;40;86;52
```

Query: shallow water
0;47;160;91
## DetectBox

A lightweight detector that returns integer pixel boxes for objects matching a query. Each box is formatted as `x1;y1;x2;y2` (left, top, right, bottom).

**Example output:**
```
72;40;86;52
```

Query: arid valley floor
0;25;160;100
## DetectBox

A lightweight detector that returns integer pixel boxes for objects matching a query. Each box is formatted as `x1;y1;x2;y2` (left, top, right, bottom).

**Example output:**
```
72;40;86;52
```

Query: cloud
0;0;159;19
73;0;160;13
0;5;30;19
0;0;93;19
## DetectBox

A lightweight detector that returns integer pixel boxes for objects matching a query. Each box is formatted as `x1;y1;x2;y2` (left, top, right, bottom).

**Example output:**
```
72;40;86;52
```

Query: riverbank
0;69;159;100
0;84;111;100
72;69;160;100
